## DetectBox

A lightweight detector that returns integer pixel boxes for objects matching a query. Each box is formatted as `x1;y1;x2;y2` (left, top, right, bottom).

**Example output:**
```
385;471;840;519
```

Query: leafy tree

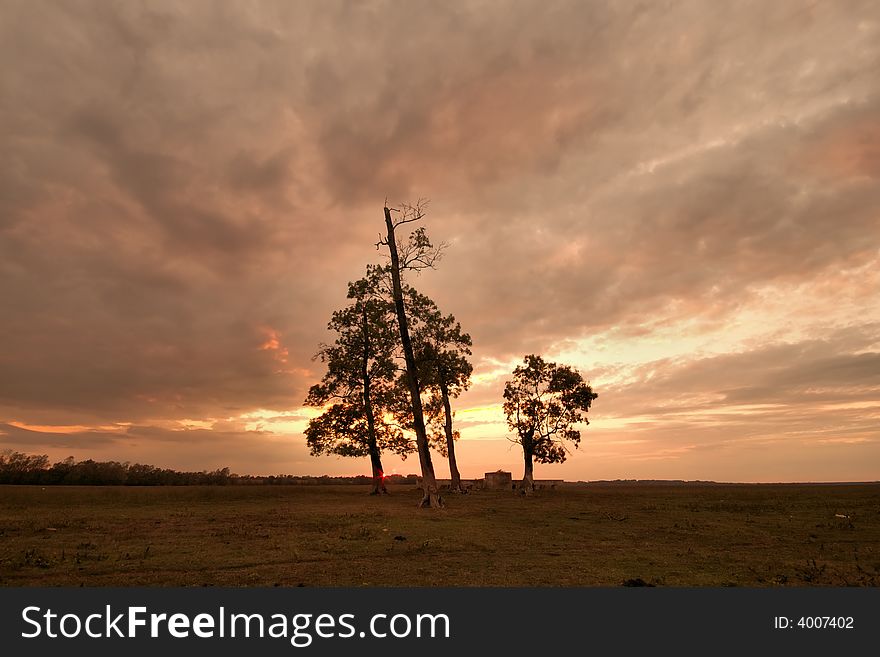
406;288;473;492
304;267;413;494
379;200;446;508
502;354;598;493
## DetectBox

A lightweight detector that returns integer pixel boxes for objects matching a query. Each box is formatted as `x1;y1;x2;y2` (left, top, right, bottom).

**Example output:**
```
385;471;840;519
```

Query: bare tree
378;200;446;508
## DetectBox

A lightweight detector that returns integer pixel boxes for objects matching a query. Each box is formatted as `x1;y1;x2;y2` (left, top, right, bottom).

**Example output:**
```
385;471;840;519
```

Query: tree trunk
439;375;462;492
368;446;387;495
383;207;442;508
361;306;387;495
522;446;535;494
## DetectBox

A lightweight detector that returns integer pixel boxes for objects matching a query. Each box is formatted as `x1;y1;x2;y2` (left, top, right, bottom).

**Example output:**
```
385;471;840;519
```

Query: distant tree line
0;451;419;486
0;452;233;485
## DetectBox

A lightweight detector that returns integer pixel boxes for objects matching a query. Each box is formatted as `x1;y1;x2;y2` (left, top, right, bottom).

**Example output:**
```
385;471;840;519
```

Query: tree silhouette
378;200;446;508
406;288;473;492
503;354;598;493
304;267;413;494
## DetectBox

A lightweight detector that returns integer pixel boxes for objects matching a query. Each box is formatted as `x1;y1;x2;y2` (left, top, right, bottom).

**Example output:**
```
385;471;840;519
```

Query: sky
1;0;879;483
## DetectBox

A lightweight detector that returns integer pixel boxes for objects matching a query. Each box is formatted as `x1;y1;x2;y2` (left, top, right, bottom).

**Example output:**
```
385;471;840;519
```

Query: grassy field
1;483;878;587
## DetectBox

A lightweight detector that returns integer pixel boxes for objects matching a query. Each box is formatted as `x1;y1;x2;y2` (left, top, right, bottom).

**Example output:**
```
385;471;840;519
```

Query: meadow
1;483;878;587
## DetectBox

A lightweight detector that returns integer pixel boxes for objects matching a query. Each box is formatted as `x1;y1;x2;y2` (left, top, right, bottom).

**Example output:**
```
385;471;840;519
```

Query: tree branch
388;198;429;228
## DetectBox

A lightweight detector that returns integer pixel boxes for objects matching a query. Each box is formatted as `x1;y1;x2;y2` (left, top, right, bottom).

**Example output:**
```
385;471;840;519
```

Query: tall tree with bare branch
378;200;446;508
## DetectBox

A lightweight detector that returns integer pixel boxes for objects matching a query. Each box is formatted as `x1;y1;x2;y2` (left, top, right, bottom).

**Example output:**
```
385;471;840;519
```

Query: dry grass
1;483;878;587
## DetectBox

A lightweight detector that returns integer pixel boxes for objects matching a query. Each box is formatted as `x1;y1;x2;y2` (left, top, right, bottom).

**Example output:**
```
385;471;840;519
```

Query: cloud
0;0;878;480
0;423;121;449
0;421;315;475
587;326;880;460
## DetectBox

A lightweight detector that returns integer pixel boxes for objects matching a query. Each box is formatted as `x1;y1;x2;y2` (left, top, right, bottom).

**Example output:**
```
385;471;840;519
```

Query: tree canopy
304;266;413;493
405;287;473;490
503;354;598;491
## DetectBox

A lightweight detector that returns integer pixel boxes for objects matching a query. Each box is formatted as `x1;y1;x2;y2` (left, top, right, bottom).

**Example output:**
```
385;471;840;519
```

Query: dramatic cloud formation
1;0;878;481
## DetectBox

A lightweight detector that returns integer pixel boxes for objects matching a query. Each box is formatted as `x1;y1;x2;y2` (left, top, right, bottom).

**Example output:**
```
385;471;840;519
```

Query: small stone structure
483;470;512;489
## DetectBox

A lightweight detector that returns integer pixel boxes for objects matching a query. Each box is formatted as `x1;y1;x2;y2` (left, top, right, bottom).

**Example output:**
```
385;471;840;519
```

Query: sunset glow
1;1;878;482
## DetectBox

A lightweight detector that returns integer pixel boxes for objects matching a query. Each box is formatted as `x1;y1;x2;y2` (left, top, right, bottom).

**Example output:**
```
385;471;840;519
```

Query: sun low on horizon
1;1;879;484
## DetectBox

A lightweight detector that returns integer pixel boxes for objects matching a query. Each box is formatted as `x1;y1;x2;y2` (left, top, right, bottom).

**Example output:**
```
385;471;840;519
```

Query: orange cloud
258;327;289;365
8;421;121;434
800;114;880;180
